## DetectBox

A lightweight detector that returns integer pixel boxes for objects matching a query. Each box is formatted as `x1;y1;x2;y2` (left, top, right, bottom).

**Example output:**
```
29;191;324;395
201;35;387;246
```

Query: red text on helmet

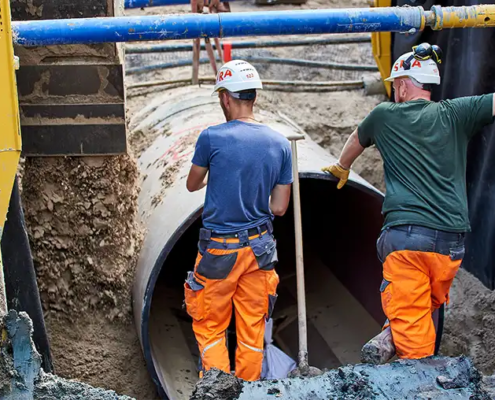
218;69;233;82
393;59;422;71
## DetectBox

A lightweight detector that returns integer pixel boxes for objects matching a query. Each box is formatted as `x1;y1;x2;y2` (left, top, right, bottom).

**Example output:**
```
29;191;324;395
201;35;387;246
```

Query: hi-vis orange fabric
184;233;279;381
381;250;462;358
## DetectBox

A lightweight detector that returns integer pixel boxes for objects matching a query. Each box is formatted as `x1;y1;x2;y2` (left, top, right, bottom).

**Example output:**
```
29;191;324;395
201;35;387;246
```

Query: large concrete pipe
131;87;438;399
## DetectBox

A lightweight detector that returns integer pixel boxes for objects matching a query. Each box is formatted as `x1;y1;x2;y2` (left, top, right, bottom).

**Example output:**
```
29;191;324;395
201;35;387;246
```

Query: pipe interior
148;177;384;399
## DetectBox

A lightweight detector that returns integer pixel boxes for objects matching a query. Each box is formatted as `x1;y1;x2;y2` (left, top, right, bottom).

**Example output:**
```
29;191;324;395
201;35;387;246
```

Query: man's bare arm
492;93;495;116
270;184;291;216
186;165;208;192
339;129;365;169
321;128;365;189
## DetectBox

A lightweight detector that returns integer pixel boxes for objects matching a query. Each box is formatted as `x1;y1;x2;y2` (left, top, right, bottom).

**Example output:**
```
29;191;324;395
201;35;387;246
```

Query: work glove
321;164;350;189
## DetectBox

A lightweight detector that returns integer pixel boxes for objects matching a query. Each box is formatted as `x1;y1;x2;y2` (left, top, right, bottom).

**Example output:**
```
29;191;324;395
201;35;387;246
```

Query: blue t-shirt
192;120;293;233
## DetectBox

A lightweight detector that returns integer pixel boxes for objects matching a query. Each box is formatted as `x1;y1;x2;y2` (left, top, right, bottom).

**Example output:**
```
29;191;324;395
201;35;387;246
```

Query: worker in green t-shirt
323;43;495;360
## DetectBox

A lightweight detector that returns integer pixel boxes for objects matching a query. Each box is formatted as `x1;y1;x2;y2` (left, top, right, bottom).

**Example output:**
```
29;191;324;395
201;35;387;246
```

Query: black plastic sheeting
0;176;53;372
393;0;495;289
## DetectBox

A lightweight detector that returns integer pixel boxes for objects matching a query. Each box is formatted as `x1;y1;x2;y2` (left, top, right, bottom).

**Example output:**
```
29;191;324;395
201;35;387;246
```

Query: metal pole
13;5;495;47
290;136;309;372
126;77;364;89
13;7;427;46
126;56;377;74
125;36;372;54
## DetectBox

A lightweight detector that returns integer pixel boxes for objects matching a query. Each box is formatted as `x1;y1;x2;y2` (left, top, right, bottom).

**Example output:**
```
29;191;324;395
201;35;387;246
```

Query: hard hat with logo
213;60;263;95
385;52;440;85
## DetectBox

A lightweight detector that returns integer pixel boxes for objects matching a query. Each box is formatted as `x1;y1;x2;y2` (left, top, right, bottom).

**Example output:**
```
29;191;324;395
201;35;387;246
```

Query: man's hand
322;164;350;189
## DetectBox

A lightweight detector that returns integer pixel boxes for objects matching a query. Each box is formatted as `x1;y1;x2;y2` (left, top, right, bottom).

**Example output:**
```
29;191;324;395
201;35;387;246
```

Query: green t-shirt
358;94;494;232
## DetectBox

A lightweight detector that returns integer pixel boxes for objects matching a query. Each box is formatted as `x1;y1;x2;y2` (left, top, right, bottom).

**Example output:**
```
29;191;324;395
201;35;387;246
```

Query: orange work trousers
377;225;465;359
184;229;279;381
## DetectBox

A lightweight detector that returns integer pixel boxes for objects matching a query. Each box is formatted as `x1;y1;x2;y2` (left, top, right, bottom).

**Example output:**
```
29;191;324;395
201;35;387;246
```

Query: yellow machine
0;0;22;313
370;0;392;97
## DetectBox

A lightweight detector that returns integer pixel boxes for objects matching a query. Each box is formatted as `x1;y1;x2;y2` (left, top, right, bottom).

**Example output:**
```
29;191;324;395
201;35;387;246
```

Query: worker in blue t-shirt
184;60;293;381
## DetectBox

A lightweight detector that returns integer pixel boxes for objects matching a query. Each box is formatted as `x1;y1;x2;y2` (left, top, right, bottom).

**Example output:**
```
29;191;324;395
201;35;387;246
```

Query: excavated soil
21;155;154;399
440;268;495;375
23;155;142;320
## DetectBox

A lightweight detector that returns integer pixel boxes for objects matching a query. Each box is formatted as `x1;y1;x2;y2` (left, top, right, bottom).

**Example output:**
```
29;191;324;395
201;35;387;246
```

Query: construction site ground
18;0;495;398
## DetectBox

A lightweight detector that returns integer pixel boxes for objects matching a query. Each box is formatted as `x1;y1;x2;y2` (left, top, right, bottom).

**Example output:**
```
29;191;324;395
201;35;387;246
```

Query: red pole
223;41;232;62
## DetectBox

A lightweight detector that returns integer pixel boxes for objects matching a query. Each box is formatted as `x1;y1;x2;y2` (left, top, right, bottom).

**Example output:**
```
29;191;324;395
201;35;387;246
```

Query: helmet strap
409;77;432;92
228;90;257;101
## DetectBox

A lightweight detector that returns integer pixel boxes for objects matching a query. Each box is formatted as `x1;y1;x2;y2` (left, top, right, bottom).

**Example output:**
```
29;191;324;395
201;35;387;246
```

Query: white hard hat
385;52;440;85
212;60;263;95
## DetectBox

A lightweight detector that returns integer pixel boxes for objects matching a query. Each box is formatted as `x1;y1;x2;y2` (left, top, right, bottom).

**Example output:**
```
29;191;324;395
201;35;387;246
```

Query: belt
211;224;270;239
391;225;465;242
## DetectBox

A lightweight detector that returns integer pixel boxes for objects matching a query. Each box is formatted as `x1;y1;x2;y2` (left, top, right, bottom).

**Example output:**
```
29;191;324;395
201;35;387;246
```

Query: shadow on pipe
131;87;440;399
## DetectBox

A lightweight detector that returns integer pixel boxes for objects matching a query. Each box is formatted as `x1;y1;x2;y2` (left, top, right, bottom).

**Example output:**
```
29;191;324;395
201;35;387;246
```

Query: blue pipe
125;0;230;8
126;56;378;74
12;7;424;46
125;36;372;54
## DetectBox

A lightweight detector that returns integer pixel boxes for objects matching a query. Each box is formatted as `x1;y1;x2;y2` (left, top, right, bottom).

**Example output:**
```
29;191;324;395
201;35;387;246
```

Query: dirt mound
191;357;491;400
440;268;495;375
22;155;142;321
44;313;158;399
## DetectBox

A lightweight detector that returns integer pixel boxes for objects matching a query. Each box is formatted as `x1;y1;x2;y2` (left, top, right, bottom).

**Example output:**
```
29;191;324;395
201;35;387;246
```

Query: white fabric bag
261;318;297;379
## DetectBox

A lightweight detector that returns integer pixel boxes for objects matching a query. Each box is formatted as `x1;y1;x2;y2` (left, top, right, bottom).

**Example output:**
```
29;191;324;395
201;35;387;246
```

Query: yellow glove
321;164;350;189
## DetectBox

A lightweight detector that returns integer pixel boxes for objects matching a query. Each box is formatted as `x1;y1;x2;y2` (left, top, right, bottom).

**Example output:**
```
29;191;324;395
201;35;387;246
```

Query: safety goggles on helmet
403;43;443;70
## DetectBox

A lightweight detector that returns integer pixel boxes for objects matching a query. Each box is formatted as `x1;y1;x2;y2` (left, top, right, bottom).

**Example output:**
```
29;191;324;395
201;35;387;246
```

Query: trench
146;177;385;399
131;87;441;400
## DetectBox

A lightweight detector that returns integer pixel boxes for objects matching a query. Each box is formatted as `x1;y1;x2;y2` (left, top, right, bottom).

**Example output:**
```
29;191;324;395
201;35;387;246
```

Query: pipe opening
148;176;384;399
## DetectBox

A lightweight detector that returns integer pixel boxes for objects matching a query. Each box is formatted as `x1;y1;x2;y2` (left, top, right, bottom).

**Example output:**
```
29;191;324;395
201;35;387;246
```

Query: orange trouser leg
233;260;279;381
382;250;462;359
382;250;435;359
430;253;462;310
190;248;245;374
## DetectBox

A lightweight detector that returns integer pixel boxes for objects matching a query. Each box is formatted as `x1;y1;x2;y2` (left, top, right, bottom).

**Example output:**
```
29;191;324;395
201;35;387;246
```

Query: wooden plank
20;104;125;121
16;65;124;101
21;124;127;156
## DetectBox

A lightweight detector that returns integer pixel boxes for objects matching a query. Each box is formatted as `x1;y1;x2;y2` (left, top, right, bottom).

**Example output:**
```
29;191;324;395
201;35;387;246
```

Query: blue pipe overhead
125;0;230;8
12;7;424;46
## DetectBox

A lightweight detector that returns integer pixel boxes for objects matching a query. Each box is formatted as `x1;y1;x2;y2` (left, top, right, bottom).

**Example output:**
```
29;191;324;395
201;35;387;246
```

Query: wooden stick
214;38;224;64
290;138;309;373
204;38;218;75
191;0;200;84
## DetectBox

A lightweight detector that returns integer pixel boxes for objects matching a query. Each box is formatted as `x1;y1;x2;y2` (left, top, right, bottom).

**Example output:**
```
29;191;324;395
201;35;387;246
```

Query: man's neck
229;108;260;124
406;91;431;102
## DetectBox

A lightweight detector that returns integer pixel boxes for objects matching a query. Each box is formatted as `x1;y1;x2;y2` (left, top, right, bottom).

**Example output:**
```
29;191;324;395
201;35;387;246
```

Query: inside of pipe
148;178;384;399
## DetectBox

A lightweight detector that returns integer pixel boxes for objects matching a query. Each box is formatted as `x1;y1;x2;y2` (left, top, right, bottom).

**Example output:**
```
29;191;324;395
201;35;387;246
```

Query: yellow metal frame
0;0;21;240
0;0;22;313
370;0;392;97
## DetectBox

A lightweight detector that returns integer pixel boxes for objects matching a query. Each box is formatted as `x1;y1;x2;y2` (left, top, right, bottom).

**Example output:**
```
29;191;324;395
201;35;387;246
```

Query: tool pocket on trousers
267;294;278;321
449;246;465;262
380;278;394;319
251;235;278;270
266;271;279;321
197;239;209;256
196;251;237;279
184;271;205;321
